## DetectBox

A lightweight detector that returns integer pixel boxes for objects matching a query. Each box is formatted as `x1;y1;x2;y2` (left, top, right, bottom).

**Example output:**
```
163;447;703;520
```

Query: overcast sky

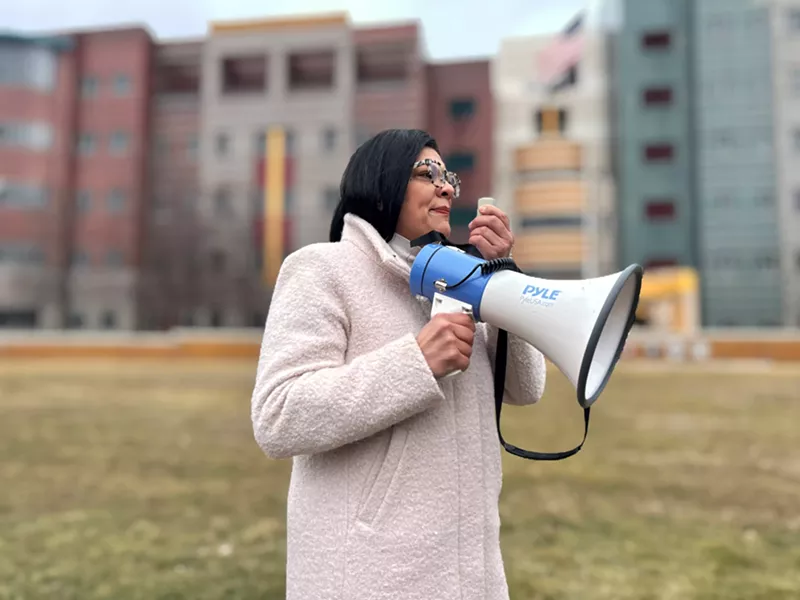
3;0;586;60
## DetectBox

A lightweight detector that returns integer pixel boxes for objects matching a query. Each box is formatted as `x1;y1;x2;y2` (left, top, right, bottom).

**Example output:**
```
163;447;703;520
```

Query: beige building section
491;30;617;279
197;15;355;327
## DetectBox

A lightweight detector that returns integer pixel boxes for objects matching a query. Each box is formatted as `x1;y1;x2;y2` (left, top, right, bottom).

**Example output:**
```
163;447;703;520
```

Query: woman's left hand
468;204;514;260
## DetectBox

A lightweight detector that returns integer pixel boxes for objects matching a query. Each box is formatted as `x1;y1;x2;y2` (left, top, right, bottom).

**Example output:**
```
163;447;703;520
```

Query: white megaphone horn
408;241;643;410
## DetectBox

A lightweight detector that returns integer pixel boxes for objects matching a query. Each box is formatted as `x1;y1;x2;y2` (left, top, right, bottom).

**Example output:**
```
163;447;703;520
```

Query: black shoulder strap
494;329;590;461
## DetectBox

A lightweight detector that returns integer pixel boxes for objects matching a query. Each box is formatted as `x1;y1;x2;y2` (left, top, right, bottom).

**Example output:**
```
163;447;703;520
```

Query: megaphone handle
430;292;474;379
493;329;591;461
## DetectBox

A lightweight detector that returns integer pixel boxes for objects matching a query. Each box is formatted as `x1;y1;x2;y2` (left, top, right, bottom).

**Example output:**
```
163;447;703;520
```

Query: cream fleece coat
251;213;547;600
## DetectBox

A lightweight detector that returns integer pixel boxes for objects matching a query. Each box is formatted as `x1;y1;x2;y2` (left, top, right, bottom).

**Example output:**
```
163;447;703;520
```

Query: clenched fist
416;313;476;378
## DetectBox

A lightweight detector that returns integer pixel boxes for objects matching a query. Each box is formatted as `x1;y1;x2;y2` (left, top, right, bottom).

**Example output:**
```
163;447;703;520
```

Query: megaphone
409;243;643;410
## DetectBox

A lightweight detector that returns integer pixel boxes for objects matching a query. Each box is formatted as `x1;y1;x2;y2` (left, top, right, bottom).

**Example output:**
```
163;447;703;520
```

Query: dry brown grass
0;358;798;599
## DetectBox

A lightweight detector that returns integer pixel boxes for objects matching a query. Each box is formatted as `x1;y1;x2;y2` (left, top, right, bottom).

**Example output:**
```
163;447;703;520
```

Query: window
77;133;96;155
0;182;49;209
794;128;800;153
521;216;583;228
645;200;676;220
754;254;779;270
187;134;198;159
109;131;129;155
215;187;232;216
0;243;44;265
645;258;678;269
641;31;671;50
106;250;124;266
210;249;226;272
221;55;267;93
450;98;475;120
322;128;337;152
81;77;98;98
66;313;84;329
107;189;126;213
0;46;56;90
643;87;673;106
535;107;568;135
755;191;774;207
356;44;407;84
449;207;476;228
285;187;294;214
0;122;53;151
285;129;296;156
643;143;674;162
789;9;800;32
356;128;371;146
71;250;89;267
710;130;735;148
76;190;91;213
254;131;266;157
794;189;800;212
113;74;131;95
322;186;339;211
288;50;335;91
792;67;800;96
446;152;475;171
101;311;117;329
216;132;230;157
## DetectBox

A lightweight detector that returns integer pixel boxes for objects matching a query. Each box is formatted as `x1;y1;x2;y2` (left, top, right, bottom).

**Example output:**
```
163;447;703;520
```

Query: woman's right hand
416;313;476;378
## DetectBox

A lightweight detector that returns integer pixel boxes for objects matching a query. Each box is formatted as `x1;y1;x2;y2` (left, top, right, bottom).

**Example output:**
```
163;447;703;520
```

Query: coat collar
340;213;414;280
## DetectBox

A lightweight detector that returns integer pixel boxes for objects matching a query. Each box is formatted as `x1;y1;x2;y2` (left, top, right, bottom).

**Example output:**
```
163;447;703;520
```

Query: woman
251;129;546;600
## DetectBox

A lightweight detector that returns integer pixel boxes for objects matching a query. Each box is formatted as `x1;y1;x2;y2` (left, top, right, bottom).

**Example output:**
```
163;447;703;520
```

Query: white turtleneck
388;233;421;267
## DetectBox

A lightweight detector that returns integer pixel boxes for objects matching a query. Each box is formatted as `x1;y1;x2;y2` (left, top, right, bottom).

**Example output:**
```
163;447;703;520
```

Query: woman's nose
438;182;454;198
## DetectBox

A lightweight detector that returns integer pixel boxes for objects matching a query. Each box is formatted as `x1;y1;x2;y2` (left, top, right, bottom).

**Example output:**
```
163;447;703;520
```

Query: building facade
492;12;617;280
426;60;494;242
766;0;800;327
0;28;153;331
0;14;493;330
611;0;798;327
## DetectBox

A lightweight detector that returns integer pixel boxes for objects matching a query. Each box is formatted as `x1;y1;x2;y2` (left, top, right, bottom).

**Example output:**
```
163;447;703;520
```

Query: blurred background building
0;13;493;330
492;6;617;281
1;0;799;330
610;0;800;327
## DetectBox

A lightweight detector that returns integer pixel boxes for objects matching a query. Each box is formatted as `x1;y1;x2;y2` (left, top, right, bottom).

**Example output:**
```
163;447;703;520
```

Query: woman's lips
431;208;450;215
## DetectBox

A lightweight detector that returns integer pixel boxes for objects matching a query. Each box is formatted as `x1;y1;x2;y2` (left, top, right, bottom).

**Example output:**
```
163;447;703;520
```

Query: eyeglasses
410;159;461;199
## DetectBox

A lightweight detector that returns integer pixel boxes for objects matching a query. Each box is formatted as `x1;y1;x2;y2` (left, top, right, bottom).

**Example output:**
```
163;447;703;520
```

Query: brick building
0;14;493;330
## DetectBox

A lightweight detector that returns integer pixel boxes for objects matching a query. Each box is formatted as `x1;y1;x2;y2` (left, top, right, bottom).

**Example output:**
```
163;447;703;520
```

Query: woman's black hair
329;128;439;242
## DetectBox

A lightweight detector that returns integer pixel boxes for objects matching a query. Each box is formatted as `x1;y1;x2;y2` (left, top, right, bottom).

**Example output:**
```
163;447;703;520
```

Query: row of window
0;246;127;267
67;310;117;330
643;254;783;273
640;8;800;53
0;121;53;151
0;45;57;91
0;185;130;212
219;45;412;95
216;127;335;158
637;128;800;164
0;244;44;265
0;182;49;209
641;189;789;220
75;189;127;213
71;250;125;267
77;131;131;156
80;74;132;98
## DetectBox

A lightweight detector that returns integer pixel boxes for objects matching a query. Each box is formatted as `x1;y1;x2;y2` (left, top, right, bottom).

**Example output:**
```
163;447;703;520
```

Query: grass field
0;359;798;600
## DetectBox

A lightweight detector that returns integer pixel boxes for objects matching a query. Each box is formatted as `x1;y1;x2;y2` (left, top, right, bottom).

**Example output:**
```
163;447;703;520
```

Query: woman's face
395;147;459;241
